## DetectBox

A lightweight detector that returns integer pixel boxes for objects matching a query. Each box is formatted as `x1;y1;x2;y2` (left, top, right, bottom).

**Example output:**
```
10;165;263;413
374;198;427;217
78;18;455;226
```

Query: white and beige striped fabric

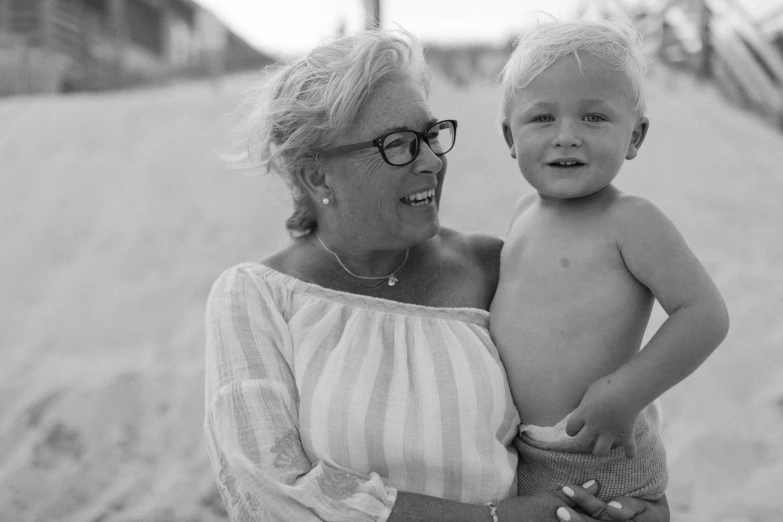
204;263;521;521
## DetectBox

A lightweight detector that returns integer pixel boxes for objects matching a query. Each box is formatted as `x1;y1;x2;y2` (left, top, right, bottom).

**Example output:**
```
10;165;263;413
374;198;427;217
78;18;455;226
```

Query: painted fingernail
557;507;572;521
582;479;596;488
608;501;623;509
562;486;575;497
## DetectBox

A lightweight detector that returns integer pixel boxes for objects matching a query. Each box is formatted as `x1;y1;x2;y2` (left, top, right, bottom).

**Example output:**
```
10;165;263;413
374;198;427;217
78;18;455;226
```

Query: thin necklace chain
315;235;409;287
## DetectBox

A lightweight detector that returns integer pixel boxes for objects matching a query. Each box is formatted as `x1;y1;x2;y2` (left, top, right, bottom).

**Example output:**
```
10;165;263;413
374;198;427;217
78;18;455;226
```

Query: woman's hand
496;481;607;521
555;485;670;522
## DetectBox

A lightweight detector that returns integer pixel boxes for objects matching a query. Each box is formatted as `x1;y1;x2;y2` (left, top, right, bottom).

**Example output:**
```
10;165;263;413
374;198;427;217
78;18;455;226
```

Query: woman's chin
418;219;441;242
399;216;440;244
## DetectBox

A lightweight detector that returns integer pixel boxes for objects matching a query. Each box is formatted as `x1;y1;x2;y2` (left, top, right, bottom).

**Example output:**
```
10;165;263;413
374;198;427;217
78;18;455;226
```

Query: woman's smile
400;188;436;206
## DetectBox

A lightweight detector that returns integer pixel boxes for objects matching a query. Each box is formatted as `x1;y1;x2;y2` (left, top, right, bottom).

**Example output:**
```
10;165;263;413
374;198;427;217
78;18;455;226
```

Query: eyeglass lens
381;121;455;166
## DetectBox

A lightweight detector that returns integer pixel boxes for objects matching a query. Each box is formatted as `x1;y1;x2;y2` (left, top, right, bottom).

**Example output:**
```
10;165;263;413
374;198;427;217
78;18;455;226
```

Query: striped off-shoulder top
204;263;521;522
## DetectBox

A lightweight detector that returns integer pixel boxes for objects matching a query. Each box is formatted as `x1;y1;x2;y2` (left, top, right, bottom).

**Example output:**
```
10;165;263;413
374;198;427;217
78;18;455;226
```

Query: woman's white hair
237;28;430;237
500;18;649;117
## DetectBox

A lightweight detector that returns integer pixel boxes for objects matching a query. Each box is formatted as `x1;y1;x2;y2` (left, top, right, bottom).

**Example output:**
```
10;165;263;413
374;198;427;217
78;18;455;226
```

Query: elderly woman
204;29;670;522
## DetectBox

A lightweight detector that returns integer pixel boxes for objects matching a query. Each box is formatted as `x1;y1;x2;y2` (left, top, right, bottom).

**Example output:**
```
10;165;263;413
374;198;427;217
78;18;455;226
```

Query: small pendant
387;275;398;286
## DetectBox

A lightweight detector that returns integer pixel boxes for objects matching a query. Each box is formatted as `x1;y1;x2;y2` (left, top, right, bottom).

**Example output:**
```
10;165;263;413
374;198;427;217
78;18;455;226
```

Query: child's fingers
591;432;616;457
565;415;585;438
572;425;596;452
620;433;637;459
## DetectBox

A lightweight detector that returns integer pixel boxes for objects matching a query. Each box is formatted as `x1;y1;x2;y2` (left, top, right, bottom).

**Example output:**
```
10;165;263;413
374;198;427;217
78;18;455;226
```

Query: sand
0;68;781;521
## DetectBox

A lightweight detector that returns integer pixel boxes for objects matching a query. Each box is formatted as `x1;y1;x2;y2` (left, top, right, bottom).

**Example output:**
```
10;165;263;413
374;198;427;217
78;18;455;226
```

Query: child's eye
531;115;554;123
583;114;605;123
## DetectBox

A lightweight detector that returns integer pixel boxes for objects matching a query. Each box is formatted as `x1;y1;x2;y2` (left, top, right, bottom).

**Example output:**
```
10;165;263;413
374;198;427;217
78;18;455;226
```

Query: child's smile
547;158;586;171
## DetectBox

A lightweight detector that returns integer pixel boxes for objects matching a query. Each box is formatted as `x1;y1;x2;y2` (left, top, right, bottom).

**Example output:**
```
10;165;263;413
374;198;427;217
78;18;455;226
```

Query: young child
490;19;730;503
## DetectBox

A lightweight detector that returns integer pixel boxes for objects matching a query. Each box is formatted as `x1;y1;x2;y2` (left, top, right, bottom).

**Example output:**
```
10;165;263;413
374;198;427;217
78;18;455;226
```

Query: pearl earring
322;197;331;205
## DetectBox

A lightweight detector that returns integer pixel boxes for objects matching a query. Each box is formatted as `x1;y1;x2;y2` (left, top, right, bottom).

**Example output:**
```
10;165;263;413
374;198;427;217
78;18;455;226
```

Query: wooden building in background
0;0;273;95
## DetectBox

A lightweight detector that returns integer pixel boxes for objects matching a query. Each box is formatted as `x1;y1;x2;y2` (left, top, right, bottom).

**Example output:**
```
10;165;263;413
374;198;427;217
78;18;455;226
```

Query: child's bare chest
494;208;655;342
501;213;627;291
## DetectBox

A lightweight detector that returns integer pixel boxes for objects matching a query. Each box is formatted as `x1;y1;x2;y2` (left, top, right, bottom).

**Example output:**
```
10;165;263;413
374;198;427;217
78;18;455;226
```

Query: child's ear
501;121;517;159
626;117;649;160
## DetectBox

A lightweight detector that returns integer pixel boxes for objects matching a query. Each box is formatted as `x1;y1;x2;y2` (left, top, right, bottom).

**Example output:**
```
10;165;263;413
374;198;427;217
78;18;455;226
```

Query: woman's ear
298;163;331;202
501;121;517;159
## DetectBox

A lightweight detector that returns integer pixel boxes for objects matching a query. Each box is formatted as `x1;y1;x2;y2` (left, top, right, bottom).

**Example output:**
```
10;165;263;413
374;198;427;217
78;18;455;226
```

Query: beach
0;68;781;521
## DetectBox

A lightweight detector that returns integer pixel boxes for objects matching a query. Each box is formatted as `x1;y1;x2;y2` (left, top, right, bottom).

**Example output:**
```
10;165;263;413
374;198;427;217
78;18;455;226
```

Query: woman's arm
387;492;492;521
389;482;627;522
389;491;572;522
204;265;396;521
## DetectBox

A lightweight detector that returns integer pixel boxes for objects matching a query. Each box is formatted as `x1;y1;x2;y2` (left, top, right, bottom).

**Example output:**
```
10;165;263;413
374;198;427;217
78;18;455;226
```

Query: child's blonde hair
239;28;430;237
500;18;649;117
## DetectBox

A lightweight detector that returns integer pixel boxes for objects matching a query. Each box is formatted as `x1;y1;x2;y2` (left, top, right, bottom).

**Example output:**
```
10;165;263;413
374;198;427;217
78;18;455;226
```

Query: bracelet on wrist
486;502;499;522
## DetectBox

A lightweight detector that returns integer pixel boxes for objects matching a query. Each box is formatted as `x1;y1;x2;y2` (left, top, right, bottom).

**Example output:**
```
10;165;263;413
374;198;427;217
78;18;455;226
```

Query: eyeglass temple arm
319;139;379;157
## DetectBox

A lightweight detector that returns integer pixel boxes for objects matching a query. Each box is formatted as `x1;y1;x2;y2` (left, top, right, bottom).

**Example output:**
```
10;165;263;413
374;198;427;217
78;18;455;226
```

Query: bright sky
195;0;585;57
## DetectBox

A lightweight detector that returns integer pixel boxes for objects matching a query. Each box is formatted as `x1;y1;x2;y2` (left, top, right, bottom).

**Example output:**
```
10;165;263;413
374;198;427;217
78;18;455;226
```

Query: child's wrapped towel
515;407;667;501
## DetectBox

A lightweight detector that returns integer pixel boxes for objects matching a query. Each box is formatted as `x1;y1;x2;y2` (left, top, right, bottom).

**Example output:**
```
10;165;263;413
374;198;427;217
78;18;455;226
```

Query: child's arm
566;197;730;458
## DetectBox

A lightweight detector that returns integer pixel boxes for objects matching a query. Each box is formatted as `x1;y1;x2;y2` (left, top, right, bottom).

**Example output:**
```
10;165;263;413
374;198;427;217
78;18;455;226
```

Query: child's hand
565;376;640;459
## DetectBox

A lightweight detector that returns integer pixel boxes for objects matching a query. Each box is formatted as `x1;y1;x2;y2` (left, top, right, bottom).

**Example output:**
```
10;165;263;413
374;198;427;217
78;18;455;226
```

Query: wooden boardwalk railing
0;29;71;95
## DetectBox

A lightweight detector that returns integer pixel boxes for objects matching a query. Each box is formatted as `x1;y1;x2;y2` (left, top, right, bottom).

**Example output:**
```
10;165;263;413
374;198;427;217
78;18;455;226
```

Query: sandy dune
0;68;781;521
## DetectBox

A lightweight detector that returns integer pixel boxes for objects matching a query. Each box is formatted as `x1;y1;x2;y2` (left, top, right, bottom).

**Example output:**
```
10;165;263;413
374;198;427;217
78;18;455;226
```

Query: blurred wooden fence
0;30;72;95
0;0;101;96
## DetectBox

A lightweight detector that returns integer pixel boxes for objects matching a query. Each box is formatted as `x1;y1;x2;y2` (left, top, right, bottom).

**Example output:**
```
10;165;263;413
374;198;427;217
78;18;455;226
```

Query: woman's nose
412;140;443;174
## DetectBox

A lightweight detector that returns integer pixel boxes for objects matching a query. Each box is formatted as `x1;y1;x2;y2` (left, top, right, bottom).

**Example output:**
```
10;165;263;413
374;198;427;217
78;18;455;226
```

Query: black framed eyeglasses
318;120;458;167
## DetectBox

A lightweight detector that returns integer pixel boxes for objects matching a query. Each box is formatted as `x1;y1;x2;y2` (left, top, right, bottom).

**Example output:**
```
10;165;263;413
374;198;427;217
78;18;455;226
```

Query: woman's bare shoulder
261;244;296;272
259;238;320;281
436;227;503;268
431;228;502;310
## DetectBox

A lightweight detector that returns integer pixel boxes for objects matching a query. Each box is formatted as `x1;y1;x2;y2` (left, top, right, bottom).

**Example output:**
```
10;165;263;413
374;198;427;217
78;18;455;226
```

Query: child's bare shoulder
609;193;670;222
607;193;681;243
508;192;539;227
